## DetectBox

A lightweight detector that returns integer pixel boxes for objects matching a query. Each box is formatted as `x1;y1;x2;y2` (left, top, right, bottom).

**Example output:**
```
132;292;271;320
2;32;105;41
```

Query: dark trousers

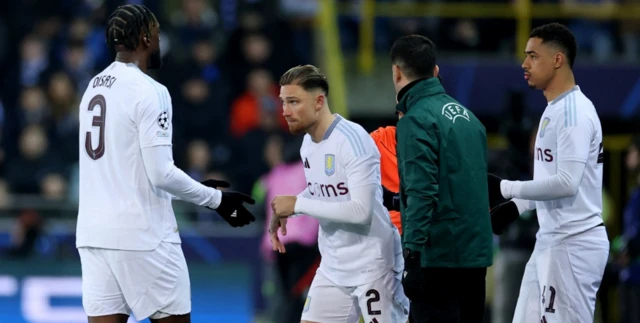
409;267;487;323
274;243;320;323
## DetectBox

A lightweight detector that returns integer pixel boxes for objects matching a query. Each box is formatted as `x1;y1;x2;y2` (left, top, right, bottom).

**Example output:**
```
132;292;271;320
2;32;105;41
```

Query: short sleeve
336;122;381;189
137;84;172;148
556;96;593;163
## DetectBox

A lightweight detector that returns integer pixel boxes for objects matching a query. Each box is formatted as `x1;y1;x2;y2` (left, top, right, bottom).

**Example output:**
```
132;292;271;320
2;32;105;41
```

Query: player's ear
141;27;151;48
433;64;439;78
554;53;563;69
316;93;325;111
392;64;402;83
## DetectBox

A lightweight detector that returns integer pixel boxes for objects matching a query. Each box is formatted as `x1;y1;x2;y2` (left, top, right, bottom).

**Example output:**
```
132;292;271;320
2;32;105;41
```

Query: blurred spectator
47;71;80;165
186;139;211;181
230;69;288;138
5;125;63;195
4;209;42;259
19;35;50;87
169;0;223;62
173;77;229;146
40;173;67;201
279;0;318;63
59;39;93;91
259;133;319;323
18;86;50;128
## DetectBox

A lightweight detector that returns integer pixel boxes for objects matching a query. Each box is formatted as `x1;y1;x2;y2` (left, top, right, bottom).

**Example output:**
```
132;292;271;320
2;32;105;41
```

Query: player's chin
287;122;304;135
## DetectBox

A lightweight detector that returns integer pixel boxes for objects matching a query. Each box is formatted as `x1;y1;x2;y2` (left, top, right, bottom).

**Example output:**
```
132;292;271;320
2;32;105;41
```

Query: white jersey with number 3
76;61;180;251
298;115;402;287
533;86;604;247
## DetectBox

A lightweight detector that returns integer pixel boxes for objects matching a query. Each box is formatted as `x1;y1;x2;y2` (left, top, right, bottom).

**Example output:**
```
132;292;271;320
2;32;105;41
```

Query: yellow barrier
340;1;640;71
317;0;349;118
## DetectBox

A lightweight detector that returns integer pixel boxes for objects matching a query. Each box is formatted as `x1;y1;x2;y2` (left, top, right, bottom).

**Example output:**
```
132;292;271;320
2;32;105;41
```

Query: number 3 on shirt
85;95;107;160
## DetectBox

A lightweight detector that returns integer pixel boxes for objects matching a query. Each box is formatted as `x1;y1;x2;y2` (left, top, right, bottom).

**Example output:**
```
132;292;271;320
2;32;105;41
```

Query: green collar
395;77;446;114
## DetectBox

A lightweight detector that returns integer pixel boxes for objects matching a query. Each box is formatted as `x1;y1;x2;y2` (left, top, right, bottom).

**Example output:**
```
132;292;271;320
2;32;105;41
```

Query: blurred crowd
338;0;640;61
0;0;638;207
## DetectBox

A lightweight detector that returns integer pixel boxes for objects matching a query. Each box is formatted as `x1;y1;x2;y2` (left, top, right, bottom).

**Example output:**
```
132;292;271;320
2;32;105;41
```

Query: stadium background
0;0;638;322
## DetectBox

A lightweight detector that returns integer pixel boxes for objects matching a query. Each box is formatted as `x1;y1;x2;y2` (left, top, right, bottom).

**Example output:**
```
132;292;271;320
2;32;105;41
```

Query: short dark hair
390;35;437;80
106;4;159;52
279;65;329;97
530;23;577;68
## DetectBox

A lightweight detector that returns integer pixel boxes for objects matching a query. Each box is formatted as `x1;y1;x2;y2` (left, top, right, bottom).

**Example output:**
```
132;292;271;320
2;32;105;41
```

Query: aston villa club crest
539;117;551;138
325;154;335;176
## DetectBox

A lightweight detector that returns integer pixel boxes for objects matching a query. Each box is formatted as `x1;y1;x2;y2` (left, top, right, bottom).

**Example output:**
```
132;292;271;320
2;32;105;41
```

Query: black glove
488;173;507;208
382;185;400;211
401;249;425;300
490;200;519;235
201;179;256;227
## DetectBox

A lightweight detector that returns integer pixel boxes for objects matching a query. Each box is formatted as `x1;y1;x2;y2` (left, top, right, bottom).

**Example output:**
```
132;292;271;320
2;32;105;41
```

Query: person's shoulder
332;117;378;159
335;117;370;139
370;126;396;140
552;88;600;128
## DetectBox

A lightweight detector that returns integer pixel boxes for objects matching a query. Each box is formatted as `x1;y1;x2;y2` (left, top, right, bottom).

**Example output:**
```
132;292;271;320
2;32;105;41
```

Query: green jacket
396;78;493;268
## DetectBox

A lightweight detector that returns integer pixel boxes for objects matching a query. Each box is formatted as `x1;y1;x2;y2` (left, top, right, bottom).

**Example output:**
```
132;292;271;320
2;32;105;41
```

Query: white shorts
301;269;409;323
78;241;191;321
512;226;609;323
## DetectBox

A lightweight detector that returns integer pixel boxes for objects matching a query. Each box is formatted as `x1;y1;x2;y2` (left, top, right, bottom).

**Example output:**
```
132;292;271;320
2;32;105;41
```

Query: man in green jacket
391;35;493;323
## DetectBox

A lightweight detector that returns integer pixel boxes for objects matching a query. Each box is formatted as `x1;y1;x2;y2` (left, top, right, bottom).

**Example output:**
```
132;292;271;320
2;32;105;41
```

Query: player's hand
401;249;424;300
271;195;297;218
215;191;256;227
487;173;507;208
490;200;519;235
269;216;287;253
201;179;256;227
382;185;400;211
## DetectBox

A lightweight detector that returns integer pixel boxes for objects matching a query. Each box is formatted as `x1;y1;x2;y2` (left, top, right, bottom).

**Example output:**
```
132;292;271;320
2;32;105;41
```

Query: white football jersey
299;115;401;286
76;62;180;251
533;86;604;247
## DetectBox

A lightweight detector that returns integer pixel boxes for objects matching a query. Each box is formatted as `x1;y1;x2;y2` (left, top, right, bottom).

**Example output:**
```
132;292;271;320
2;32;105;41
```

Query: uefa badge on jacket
325;154;335;176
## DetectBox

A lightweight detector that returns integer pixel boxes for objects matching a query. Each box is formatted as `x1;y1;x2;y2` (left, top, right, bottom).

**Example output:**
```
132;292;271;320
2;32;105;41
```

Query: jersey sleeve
136;84;173;149
556;98;594;163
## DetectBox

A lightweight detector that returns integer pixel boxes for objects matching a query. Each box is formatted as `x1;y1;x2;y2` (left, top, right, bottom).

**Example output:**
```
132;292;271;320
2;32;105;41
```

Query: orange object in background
370;126;402;234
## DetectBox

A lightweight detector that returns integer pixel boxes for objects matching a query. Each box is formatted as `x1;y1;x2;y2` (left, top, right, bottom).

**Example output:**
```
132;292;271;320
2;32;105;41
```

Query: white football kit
293;115;409;323
500;86;610;323
76;62;222;320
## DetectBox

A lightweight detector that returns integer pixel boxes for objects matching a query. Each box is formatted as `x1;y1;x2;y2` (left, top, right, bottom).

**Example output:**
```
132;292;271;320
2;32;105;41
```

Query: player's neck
115;52;148;73
308;110;336;143
543;71;576;103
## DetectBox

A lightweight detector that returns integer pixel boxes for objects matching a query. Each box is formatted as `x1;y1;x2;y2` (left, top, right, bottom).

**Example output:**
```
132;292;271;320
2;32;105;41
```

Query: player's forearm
501;160;586;201
141;146;221;208
402;195;432;251
293;184;376;225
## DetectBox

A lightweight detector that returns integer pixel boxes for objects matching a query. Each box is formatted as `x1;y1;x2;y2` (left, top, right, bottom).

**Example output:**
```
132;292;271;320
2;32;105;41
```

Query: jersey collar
322;114;343;141
550;85;580;105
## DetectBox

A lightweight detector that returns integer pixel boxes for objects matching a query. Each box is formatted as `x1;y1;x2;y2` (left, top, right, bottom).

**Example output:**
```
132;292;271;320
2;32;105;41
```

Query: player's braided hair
105;4;158;51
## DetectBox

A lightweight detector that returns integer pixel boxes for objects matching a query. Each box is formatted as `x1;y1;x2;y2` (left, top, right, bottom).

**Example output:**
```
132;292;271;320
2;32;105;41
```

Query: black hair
390;35;437;80
105;4;158;52
530;23;578;68
279;65;329;97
